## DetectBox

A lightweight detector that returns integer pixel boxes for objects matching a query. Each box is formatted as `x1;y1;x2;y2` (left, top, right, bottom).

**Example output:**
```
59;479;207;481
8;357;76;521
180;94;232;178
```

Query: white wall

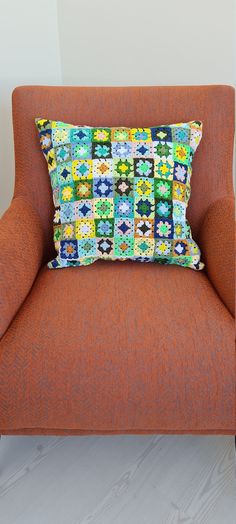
0;0;235;215
0;0;62;215
57;0;236;86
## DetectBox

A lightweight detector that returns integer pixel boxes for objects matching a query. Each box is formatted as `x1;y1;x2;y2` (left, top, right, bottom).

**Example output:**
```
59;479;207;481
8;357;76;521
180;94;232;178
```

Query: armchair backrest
12;85;235;257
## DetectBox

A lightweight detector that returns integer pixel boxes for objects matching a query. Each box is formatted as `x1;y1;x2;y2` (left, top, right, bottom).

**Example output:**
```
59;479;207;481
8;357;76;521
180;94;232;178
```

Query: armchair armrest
0;197;44;338
199;196;235;317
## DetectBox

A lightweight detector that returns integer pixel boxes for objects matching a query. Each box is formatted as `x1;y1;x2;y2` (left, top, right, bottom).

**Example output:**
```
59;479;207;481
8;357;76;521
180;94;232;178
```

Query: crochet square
36;118;204;270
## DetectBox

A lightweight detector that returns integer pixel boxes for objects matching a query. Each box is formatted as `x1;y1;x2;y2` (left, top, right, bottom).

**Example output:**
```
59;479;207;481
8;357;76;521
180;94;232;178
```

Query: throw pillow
35;118;204;270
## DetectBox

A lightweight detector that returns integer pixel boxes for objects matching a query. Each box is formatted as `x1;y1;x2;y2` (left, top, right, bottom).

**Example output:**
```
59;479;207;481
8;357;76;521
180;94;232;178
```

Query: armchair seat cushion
0;262;234;434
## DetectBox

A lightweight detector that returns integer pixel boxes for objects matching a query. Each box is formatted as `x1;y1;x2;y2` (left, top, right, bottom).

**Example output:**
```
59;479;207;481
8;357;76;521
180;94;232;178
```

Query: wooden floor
0;435;235;523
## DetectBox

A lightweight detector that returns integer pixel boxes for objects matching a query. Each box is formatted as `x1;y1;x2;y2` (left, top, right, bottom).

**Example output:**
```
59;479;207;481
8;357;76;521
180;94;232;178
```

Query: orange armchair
0;85;235;436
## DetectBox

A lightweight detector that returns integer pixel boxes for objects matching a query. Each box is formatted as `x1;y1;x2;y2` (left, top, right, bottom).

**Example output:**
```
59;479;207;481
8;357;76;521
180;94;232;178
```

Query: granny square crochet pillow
36;118;204;270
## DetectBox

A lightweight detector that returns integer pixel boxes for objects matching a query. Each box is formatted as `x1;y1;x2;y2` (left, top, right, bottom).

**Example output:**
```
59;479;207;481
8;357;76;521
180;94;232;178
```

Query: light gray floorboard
0;436;235;524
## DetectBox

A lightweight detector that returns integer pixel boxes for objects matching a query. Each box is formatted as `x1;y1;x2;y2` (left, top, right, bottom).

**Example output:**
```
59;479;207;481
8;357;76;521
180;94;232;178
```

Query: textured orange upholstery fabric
199;197;235;317
0;196;44;338
0;85;235;435
0;262;234;434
